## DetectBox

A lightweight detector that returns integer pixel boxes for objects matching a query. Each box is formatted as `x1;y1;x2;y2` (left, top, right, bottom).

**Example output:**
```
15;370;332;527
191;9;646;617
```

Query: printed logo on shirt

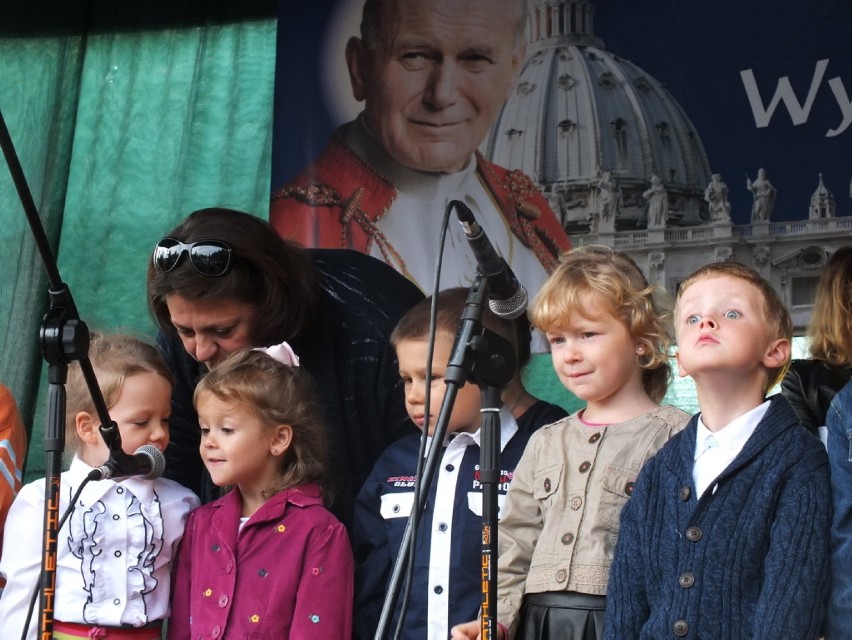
472;466;514;493
386;475;417;488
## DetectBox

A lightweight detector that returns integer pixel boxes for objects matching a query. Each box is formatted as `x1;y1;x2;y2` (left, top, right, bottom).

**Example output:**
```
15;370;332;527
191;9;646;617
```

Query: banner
272;0;850;228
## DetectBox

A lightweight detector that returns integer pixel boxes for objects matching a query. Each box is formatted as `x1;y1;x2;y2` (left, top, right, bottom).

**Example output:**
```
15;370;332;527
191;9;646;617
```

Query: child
167;346;354;639
605;261;831;639
452;245;691;640
0;383;27;563
826;380;852;639
352;287;568;640
0;333;199;640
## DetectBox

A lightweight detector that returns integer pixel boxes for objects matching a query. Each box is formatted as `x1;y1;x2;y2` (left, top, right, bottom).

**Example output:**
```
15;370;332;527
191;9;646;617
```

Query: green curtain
0;2;276;480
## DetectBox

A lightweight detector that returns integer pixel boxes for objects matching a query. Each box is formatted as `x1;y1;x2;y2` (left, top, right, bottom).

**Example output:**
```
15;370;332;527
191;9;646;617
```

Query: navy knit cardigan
605;395;831;639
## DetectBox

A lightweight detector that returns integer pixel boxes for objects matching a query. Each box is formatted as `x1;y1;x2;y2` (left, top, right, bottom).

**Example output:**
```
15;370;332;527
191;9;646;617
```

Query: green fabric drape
0;4;276;480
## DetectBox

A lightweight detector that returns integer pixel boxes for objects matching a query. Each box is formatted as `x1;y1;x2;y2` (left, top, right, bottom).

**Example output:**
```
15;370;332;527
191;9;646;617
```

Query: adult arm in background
780;359;852;437
298;249;422;528
826;381;852;639
0;383;27;553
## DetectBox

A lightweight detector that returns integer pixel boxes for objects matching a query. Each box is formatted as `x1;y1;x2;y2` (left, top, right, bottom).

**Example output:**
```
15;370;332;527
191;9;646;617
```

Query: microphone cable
376;200;453;640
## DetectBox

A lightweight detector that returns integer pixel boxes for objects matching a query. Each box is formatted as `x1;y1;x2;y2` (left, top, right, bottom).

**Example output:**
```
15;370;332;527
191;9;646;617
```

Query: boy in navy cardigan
605;261;831;639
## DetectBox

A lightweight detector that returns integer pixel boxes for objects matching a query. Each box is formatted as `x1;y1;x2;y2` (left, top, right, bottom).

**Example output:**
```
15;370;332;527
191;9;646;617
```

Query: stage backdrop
270;0;850;413
273;0;850;226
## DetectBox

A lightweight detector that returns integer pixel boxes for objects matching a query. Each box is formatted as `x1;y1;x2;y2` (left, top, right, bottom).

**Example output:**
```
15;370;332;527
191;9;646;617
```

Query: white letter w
740;59;828;128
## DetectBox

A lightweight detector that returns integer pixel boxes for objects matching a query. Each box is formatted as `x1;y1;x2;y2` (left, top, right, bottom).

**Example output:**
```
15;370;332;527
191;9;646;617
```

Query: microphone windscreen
136;444;167;480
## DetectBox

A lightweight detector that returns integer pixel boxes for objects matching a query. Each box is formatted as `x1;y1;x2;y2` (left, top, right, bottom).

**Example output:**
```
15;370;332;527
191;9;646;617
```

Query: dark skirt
515;591;606;640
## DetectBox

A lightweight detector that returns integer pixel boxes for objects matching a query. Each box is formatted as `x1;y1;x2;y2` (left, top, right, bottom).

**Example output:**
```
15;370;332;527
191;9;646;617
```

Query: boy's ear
762;337;791;371
674;350;688;378
75;411;100;443
271;423;294;456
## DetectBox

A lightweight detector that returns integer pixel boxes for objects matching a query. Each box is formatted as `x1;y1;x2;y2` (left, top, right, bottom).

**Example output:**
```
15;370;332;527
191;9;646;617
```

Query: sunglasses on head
153;237;233;277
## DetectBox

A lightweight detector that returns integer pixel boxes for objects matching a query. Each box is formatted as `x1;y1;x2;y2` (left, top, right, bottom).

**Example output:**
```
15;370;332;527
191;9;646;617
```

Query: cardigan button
624;481;635;496
556;569;568;583
578;461;591;473
678;572;695;588
588;432;601;444
218;594;229;607
679;486;691;501
685;526;702;542
673;619;689;636
561;532;575;545
212;626;222;638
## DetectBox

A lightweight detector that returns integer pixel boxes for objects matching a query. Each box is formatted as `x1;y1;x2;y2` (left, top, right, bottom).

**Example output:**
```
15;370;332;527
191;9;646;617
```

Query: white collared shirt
0;456;199;639
693;401;771;498
426;407;517;640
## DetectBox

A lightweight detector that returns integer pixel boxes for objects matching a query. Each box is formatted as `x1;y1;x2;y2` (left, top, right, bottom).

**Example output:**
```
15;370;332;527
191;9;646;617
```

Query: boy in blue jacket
352;287;567;639
606;261;830;639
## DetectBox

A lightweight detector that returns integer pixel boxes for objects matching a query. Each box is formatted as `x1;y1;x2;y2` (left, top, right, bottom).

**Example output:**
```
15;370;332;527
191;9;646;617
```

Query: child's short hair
529;245;674;403
807;246;852;367
65;332;173;453
390;286;530;367
676;261;793;390
193;349;329;501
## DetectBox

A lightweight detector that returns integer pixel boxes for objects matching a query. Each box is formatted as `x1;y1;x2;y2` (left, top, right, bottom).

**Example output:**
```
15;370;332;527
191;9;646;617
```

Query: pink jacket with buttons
168;483;353;639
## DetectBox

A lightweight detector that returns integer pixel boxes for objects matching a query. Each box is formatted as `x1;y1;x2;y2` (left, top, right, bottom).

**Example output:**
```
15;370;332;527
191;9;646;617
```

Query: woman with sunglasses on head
147;207;424;528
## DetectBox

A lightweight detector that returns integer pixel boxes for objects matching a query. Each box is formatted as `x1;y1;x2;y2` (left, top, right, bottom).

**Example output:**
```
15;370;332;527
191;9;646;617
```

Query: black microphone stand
0;110;124;637
374;276;516;640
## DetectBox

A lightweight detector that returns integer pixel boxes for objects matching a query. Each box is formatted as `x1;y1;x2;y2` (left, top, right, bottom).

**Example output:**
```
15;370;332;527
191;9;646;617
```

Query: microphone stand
374;276;516;640
0;110;123;637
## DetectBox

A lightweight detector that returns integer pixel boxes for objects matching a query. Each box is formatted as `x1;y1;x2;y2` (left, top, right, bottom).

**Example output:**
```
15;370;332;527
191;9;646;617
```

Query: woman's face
165;294;257;369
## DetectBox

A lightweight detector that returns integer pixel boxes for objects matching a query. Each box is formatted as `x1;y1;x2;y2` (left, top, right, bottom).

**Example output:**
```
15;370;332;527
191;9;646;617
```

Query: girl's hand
450;620;481;639
450;620;506;640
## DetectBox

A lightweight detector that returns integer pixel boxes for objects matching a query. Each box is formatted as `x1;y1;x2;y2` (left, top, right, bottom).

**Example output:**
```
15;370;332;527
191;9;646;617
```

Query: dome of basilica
481;0;713;232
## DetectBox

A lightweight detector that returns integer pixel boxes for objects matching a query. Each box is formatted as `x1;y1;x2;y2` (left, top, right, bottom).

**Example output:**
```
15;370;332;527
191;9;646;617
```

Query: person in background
168;347;353;639
352;288;567;639
0;333;199;640
826;380;852;639
605;261;830;639
146;207;423;527
452;246;690;640
781;246;852;438
271;0;570;303
0;383;27;567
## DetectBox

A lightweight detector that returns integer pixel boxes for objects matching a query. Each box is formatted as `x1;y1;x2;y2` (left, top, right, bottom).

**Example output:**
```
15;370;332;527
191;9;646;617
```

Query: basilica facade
482;0;850;333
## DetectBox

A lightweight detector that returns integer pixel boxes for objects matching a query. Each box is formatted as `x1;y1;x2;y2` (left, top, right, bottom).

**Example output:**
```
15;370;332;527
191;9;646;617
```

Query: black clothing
780;359;852;436
159;249;424;527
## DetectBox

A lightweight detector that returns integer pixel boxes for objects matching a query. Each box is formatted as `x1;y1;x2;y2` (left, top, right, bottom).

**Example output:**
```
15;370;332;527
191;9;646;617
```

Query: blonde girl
453;246;690;640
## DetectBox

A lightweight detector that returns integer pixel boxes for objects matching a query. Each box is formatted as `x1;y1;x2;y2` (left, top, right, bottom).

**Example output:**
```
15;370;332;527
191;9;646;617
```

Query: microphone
89;445;166;481
454;201;528;319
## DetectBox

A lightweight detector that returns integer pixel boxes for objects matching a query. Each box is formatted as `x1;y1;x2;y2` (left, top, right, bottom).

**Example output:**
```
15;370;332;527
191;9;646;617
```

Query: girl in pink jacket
168;346;353;639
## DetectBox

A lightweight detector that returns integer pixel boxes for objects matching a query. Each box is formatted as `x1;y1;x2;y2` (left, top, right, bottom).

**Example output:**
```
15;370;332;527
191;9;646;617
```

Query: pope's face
349;0;524;173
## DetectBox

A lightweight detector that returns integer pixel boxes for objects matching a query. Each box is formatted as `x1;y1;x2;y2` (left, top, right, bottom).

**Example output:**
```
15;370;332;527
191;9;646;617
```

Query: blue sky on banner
272;0;851;226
